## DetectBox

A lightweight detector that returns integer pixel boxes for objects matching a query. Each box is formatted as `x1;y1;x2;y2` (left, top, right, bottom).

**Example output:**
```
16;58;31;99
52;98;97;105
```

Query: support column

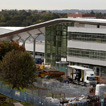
33;39;36;59
23;40;26;48
99;67;102;77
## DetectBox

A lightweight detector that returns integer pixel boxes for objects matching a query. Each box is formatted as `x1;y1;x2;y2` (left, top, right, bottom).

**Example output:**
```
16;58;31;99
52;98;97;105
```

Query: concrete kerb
13;102;23;106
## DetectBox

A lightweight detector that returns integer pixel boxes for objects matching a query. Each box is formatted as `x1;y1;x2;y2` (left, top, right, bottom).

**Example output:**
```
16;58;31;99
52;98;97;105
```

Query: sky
1;0;106;10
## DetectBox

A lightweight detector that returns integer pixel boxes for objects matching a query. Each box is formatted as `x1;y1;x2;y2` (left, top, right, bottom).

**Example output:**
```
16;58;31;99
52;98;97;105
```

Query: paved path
13;102;23;106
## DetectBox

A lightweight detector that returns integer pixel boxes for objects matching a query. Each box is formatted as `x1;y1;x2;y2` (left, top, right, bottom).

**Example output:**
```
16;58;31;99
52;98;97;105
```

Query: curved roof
1;18;106;40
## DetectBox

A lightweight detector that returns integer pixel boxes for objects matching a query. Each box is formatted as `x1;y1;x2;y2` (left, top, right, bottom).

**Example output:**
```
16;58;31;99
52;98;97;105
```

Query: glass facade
45;24;106;76
101;67;106;76
45;23;73;66
68;48;106;61
68;32;106;43
67;31;106;76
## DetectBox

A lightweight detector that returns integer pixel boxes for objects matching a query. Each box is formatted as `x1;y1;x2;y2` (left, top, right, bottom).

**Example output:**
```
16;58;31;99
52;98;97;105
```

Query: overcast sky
1;0;106;10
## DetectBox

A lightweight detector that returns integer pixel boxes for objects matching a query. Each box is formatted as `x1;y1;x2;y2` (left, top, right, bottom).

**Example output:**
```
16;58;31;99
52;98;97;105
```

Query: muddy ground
100;77;106;84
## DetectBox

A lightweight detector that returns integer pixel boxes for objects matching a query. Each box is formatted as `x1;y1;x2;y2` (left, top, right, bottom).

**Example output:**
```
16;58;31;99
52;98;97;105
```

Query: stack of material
100;77;106;84
66;95;89;106
104;92;106;100
45;97;60;105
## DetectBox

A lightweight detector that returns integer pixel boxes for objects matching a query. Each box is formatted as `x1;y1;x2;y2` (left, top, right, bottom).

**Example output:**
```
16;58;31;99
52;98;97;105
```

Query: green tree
0;41;25;60
90;10;95;15
1;50;36;89
0;15;6;22
0;9;67;26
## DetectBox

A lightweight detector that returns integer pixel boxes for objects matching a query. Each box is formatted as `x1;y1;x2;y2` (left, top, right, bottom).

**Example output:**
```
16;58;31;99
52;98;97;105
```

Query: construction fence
0;81;106;106
0;82;57;106
33;79;89;98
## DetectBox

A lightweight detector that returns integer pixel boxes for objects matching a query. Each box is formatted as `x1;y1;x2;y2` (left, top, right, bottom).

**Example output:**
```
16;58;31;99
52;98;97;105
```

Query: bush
0;102;14;106
0;94;6;102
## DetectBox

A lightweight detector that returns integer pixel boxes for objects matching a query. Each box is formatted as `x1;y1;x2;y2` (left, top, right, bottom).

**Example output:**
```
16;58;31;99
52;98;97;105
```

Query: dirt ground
100;77;106;84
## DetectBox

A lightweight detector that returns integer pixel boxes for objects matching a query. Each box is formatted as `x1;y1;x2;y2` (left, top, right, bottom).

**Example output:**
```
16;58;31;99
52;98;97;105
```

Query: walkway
13;102;23;106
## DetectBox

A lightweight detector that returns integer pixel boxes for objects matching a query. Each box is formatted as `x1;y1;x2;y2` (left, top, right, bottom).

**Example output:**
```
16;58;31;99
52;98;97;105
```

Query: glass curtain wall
68;48;106;61
68;32;106;43
45;23;72;66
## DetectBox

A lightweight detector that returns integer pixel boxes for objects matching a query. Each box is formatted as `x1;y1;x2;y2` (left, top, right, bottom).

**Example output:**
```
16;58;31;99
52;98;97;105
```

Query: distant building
68;12;95;19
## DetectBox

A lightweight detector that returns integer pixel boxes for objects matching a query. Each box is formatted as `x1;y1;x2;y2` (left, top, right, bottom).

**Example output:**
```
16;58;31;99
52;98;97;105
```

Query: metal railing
0;81;106;106
0;82;57;106
33;79;89;98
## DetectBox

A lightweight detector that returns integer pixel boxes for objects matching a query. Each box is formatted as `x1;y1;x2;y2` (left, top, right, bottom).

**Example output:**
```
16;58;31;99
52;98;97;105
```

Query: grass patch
0;94;14;105
6;97;18;103
0;79;37;92
0;102;14;106
21;102;35;106
0;94;35;106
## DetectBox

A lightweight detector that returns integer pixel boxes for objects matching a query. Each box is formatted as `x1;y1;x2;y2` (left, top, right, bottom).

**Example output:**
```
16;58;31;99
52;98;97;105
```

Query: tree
1;50;36;89
0;9;67;26
0;41;25;60
90;10;95;15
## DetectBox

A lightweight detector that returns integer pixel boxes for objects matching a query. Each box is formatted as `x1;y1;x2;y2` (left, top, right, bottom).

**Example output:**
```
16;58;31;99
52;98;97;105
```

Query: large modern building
1;18;106;77
67;23;106;77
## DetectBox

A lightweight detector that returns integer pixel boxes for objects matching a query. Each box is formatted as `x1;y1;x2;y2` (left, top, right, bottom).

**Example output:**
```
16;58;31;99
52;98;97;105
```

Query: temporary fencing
0;82;57;106
0;80;106;106
0;82;25;102
33;79;89;97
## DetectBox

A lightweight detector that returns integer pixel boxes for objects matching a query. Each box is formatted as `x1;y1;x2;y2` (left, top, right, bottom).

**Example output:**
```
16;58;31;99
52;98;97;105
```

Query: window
68;32;106;43
68;48;106;61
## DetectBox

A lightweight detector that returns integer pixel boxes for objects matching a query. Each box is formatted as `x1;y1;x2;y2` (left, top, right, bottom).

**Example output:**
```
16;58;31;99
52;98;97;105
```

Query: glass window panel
68;48;106;61
68;32;106;43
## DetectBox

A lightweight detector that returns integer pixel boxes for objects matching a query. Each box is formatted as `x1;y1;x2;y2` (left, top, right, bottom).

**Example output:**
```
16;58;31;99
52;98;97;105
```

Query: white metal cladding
84;24;97;28
68;27;106;34
0;28;13;35
0;27;45;41
67;40;106;51
24;42;45;53
67;56;106;66
0;27;24;31
1;18;106;41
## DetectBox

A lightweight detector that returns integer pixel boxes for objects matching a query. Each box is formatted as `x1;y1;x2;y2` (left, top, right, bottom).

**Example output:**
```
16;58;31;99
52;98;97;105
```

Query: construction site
29;63;106;106
0;17;106;106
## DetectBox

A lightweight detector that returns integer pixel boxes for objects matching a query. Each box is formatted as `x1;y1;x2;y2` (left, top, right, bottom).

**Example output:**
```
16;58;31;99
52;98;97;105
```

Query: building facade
45;22;73;66
68;12;95;19
0;18;106;77
45;21;106;77
67;24;106;77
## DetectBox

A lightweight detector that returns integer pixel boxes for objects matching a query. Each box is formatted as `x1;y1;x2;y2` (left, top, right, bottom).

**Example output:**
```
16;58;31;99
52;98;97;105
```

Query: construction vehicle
36;63;51;70
96;76;100;84
66;65;97;86
37;69;65;80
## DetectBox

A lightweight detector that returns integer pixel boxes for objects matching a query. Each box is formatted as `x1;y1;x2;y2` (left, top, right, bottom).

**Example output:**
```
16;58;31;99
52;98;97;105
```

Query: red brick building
68;13;95;18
